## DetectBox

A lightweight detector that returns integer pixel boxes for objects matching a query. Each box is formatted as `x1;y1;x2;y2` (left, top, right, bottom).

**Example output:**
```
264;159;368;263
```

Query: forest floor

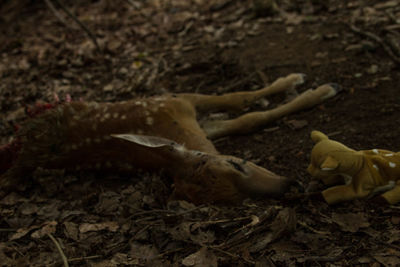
1;0;400;266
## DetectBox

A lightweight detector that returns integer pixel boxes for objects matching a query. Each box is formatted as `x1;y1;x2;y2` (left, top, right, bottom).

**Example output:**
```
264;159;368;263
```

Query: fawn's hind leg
178;73;305;112
380;181;400;204
202;84;339;139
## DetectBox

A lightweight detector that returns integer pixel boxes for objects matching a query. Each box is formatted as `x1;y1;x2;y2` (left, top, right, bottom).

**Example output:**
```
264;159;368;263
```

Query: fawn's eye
227;160;245;173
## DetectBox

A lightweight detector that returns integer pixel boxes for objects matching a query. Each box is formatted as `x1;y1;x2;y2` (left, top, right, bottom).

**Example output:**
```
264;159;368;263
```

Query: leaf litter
1;0;400;266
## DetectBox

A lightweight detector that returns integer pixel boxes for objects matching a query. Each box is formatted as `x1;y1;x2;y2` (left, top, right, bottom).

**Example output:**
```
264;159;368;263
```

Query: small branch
68;255;102;262
298;221;330;235
125;0;142;9
47;0;101;52
350;24;400;64
47;233;69;267
210;247;255;265
44;0;70;28
0;228;16;232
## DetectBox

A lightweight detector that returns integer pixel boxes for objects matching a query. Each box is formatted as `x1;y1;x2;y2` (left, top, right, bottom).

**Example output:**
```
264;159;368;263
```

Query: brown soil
1;0;400;266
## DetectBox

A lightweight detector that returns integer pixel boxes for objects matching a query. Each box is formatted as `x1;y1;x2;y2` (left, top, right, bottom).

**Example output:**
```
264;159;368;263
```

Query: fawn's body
0;74;339;204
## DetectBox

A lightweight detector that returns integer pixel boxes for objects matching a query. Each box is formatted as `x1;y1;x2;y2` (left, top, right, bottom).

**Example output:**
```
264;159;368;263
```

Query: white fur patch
372;149;379;154
389;162;396;168
341;174;353;185
373;164;379;171
320;86;337;100
384;153;394;157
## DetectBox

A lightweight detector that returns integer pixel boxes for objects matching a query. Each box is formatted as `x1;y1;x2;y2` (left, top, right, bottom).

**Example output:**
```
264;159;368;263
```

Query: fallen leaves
332;212;370;232
79;221;119;233
182;247;218;267
1;0;400;266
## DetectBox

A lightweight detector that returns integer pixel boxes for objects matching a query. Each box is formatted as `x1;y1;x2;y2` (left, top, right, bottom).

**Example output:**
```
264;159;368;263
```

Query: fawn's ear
110;134;186;154
320;155;339;171
311;131;329;144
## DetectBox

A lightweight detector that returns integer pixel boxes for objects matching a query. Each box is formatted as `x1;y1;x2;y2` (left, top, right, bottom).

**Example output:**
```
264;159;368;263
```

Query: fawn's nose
236;161;292;197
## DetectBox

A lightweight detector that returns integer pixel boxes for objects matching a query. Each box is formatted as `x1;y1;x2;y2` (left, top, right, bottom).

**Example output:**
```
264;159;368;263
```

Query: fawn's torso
360;149;400;186
15;96;217;174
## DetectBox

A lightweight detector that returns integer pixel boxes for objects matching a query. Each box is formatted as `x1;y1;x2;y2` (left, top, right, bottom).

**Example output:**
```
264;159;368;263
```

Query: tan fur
0;74;338;204
308;131;400;204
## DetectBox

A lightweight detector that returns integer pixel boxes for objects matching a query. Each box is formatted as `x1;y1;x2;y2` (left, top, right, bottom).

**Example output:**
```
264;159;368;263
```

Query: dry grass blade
47;233;69;267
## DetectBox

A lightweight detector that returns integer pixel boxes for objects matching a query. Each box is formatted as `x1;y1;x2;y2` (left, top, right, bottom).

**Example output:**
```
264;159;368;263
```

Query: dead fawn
0;74;339;204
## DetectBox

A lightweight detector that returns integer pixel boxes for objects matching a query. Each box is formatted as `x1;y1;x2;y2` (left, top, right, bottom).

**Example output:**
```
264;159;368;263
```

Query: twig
43;0;70;28
350;24;400;64
68;255;102;262
297;221;330;236
9;243;25;257
200;216;253;225
156;248;184;258
47;233;69;267
0;228;16;232
125;0;142;9
210;247;256;265
375;240;400;251
304;255;344;262
48;0;101;52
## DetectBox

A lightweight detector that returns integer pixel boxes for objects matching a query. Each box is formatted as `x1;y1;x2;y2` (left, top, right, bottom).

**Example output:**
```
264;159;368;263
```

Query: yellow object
308;131;400;204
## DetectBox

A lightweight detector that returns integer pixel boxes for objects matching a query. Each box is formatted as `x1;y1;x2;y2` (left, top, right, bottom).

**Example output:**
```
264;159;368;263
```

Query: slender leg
178;73;305;112
322;184;369;204
380;181;400;204
203;83;339;139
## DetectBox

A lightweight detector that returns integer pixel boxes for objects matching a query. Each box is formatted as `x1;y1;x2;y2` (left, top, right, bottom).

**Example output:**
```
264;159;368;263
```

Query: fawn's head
308;131;361;181
112;134;292;204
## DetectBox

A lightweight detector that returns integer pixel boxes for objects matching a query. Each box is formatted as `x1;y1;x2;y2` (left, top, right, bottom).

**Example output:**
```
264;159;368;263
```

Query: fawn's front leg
178;73;305;112
322;183;370;204
203;83;339;139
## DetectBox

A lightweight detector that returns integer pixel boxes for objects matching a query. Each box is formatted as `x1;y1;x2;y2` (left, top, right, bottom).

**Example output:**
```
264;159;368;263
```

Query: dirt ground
1;0;400;266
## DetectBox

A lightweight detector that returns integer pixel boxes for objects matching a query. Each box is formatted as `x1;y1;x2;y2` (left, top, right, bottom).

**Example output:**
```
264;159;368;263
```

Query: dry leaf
31;221;57;238
79;221;119;233
332;212;370;233
182;247;218;267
